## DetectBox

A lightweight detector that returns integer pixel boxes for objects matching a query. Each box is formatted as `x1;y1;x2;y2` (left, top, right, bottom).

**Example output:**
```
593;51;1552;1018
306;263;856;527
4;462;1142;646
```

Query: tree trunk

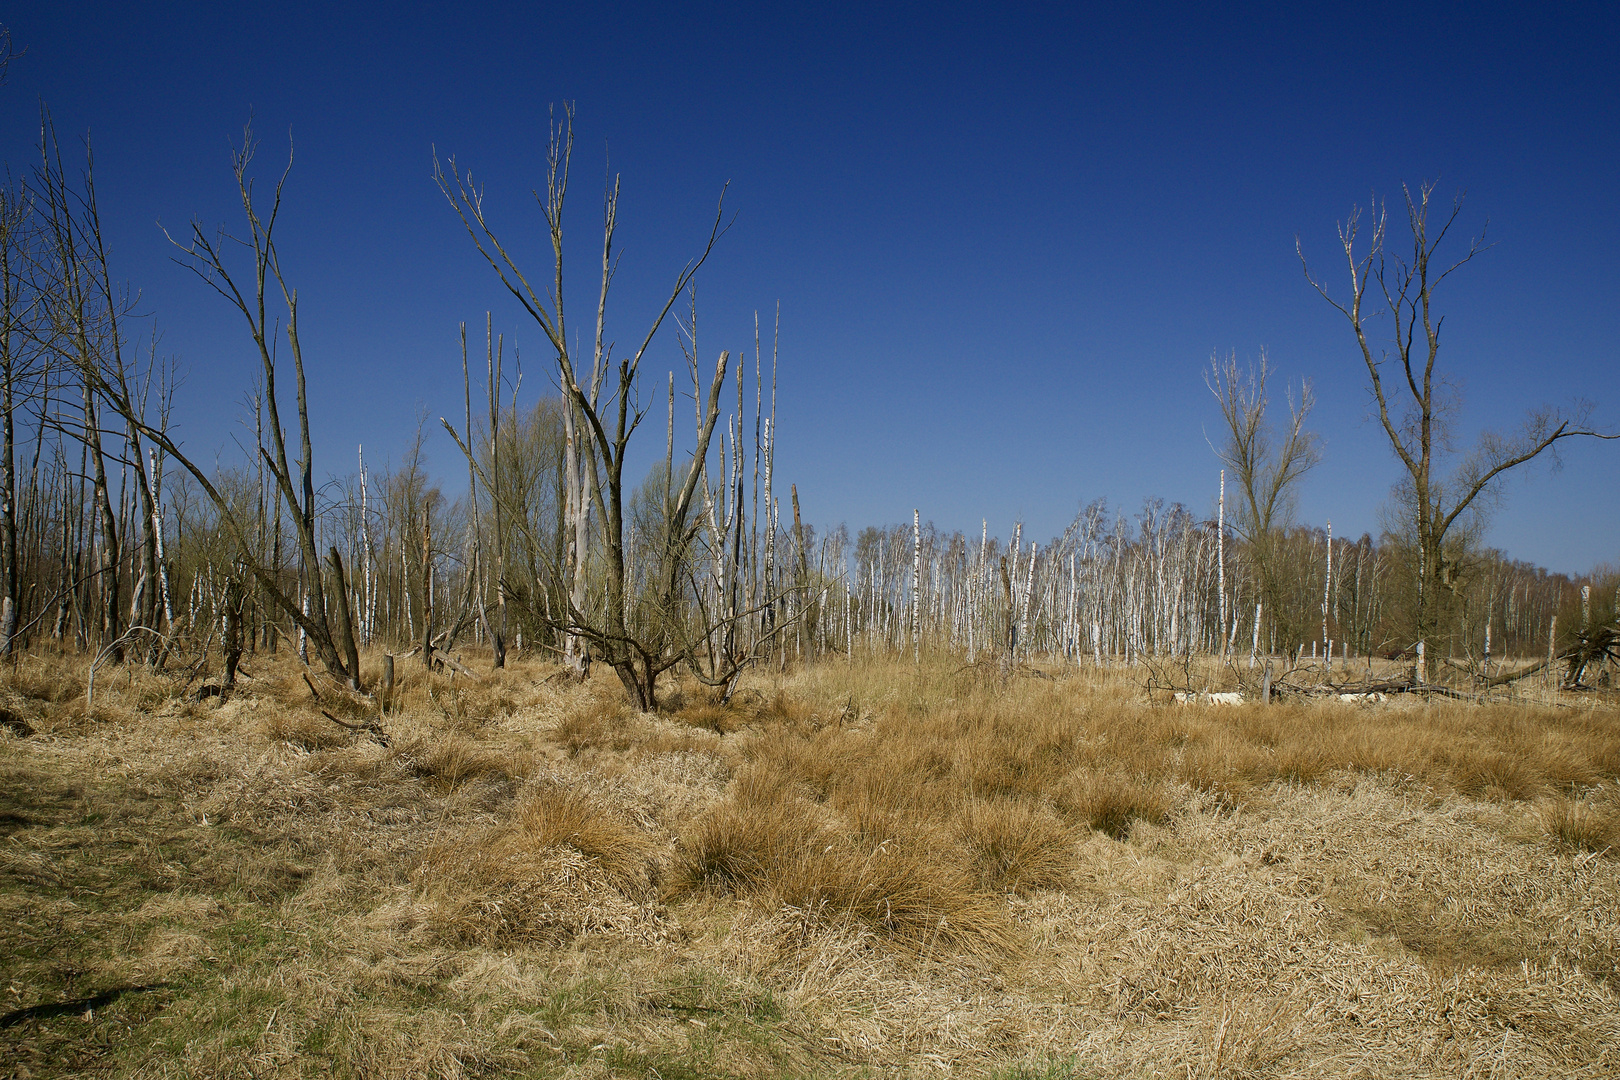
419;506;435;671
221;577;243;689
0;342;15;658
327;546;362;690
487;317;506;669
613;654;657;713
381;652;395;713
84;379;121;661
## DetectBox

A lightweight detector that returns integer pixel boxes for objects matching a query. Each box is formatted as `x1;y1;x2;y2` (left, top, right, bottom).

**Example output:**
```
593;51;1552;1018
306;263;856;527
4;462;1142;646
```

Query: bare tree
1301;182;1618;680
437;106;633;677
0;26;22;87
102;124;365;688
1206;349;1321;656
437;106;765;710
33;119;128;661
0;177;37;655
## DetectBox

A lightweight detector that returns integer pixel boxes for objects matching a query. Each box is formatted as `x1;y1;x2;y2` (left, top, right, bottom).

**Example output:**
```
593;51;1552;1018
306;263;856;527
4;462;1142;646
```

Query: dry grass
1537;793;1617;853
405;782;666;948
1054;770;1172;840
956;797;1078;893
1;647;1617;1078
674;766;1019;957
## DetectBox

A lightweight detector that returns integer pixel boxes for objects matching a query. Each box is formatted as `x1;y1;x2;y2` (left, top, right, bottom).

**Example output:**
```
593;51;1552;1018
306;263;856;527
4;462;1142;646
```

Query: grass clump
507;782;660;888
674;766;1020;957
411;781;662;947
556;697;636;755
400;730;526;791
956;797;1077;893
1537;795;1615;853
261;707;352;751
1055;770;1171;840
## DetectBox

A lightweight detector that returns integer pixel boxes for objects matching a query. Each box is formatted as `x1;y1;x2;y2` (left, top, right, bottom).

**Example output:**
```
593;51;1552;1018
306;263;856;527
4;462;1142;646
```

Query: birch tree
1206;350;1320;657
113;125;365;687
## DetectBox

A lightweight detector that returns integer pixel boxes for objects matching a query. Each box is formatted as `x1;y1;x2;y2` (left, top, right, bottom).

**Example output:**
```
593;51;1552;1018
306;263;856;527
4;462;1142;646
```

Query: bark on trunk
327;546;362;690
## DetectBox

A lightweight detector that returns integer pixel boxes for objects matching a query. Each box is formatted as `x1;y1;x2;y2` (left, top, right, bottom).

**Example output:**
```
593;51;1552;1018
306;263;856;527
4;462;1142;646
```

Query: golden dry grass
0;647;1617;1078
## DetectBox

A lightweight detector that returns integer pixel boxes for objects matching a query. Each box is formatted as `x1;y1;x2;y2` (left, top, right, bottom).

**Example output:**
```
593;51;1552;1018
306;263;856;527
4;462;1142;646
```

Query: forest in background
0;96;1615;709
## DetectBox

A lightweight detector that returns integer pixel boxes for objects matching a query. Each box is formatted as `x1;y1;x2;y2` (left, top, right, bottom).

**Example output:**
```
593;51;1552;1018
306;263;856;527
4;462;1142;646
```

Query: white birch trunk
1249;601;1261;669
1020;544;1036;658
147;448;173;629
911;509;921;663
1548;615;1557;693
1217;469;1226;659
1322;519;1333;665
358;444;371;645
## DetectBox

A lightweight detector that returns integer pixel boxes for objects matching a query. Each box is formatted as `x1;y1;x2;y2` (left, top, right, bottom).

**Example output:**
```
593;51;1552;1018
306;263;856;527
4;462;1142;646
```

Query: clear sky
3;2;1616;573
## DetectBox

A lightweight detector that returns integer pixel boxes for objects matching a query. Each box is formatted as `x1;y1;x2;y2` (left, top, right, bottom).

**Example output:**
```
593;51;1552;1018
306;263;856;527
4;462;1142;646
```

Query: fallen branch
320;709;391;748
85;627;178;708
434;651;481;680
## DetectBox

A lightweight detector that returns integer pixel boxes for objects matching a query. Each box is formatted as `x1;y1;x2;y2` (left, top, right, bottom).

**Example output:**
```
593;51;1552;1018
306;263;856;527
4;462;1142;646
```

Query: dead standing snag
437;105;749;711
108;124;366;690
1301;182;1618;682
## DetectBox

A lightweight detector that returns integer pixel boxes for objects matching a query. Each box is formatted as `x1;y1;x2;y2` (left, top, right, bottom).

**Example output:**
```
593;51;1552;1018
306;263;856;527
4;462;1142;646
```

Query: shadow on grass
0;984;167;1029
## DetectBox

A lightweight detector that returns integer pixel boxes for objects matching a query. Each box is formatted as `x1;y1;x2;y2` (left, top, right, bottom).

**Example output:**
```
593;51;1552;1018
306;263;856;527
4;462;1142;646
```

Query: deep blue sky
4;3;1616;573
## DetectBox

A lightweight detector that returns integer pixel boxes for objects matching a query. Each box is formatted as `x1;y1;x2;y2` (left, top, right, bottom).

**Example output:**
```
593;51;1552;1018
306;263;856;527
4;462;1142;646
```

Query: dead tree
438;105;755;710
220;574;243;689
437;107;616;677
33;118;125;661
111;124;364;688
0;179;34;656
1301;182;1618;682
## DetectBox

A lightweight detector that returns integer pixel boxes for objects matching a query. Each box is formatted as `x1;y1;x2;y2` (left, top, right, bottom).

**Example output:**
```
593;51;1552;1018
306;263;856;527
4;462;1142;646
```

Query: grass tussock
410;781;665;947
555;695;635;755
506;781;661;889
674;766;1021;957
6;653;86;704
1537;794;1616;853
1055;770;1172;840
260;706;353;751
400;730;529;791
957;797;1078;893
673;701;749;735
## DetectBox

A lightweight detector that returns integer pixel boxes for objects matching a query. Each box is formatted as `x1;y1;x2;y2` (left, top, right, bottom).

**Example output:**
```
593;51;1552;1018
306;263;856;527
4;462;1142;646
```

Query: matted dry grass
1;647;1616;1078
